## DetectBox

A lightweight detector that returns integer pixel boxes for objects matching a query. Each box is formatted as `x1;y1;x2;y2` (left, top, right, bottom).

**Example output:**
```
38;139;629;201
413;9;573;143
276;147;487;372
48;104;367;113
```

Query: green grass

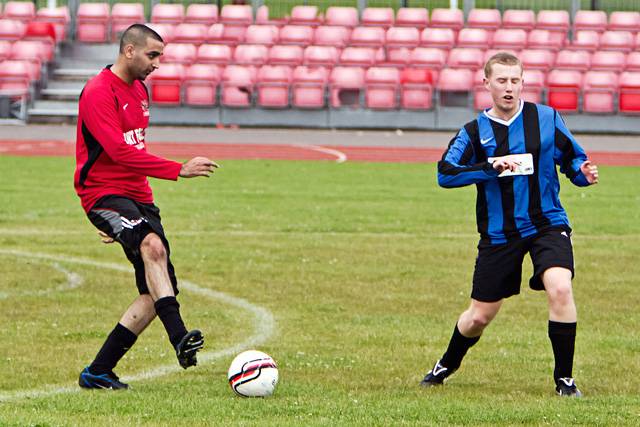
0;155;639;426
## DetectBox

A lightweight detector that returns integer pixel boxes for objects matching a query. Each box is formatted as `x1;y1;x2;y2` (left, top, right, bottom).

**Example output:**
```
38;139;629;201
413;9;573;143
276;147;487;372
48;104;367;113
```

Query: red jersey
74;67;182;212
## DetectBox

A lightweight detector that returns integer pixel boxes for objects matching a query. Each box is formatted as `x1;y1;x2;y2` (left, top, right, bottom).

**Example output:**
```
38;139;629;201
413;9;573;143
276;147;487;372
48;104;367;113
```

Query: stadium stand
365;66;400;109
151;4;184;25
289;5;320;26
467;8;501;30
325;7;359;28
395;8;428;29
291;65;328;108
185;4;218;25
618;71;640;113
502;9;535;30
400;68;433;109
256;64;292;108
362;8;394;28
279;25;313;46
184;63;221;106
111;3;145;41
547;69;582;112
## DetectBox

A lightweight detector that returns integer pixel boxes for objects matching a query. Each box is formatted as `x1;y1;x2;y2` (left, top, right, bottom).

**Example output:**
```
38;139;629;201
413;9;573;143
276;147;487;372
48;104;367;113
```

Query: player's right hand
179;157;220;178
98;231;115;244
491;155;521;173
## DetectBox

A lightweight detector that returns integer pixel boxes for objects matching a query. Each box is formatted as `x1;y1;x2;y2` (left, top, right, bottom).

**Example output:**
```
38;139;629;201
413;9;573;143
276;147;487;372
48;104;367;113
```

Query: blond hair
484;52;522;78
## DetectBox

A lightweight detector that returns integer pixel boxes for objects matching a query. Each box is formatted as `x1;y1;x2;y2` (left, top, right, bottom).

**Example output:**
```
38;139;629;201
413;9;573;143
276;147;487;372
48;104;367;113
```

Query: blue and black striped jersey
438;101;590;245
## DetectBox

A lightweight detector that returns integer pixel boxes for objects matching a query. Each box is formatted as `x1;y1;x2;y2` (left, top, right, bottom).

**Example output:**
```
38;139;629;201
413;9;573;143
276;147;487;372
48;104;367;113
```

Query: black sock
89;323;137;375
548;320;577;382
154;296;188;349
440;324;481;370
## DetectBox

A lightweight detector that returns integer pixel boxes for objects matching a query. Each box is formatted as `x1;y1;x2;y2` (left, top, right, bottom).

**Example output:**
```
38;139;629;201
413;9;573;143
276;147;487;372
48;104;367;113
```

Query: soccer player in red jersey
75;24;218;390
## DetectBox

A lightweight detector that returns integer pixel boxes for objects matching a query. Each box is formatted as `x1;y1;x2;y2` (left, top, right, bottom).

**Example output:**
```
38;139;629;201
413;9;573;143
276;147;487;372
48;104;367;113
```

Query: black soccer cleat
420;359;456;387
79;366;129;390
176;329;204;369
556;377;582;397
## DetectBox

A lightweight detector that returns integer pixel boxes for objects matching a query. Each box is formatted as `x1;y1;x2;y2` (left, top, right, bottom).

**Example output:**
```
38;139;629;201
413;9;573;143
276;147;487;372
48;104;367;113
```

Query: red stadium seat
185;4;218;25
0;60;32;98
395;8;428;29
221;65;256;107
447;48;484;70
386;27;419;48
314;25;350;48
618;71;640;113
151;4;184;25
362;8;394;28
420;28;455;50
304;45;339;67
591;50;626;72
570;31;600;52
111;3;145;41
220;5;252;26
289;5;320;26
349;26;385;47
147;23;175;43
292;65;328;108
573;10;607;33
4;1;35;22
25;21;57;50
503;9;535;30
599;31;634;52
467;9;501;30
196;43;232;65
207;23;246;46
244;25;279;46
76;3;109;43
536;10;570;32
626;52;640;71
330;66;365;108
325;7;358;28
340;47;378;67
528;29;565;51
438;68;473;106
520;49;556;71
256;65;292;108
410;47;447;72
279;25;313;46
36;6;69;41
162;43;197;65
473;69;492;110
234;44;269;66
608;11;640;32
365;67;399;109
582;71;618;113
554;49;591;71
521;69;545;104
400;68;433;109
430;8;463;31
491;28;527;51
268;44;304;66
184;63;221;106
173;23;208;45
457;28;492;49
148;63;185;105
547;69;582;112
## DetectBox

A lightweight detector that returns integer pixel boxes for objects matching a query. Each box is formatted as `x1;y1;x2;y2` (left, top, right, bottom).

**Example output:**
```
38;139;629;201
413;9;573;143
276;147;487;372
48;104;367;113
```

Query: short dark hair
484;52;522;78
119;24;163;54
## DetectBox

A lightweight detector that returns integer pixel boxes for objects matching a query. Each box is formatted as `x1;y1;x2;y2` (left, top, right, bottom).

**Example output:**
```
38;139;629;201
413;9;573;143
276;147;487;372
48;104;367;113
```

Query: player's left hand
98;231;115;244
580;160;599;184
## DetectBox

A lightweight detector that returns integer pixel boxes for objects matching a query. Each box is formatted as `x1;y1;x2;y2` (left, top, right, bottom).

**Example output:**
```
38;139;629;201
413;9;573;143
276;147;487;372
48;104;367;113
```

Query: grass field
0;155;639;426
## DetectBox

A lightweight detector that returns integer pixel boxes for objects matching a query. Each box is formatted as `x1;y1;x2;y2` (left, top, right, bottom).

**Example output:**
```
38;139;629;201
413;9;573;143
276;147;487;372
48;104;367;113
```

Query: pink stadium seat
365;67;400;109
162;43;197;65
196;43;232;65
547;69;582;112
173;23;208;45
573;10;607;33
467;9;501;30
528;29;565;51
570;31;600;52
148;63;185;105
457;28;492;49
0;40;11;61
4;1;35;22
0;19;25;40
626;52;640;71
599;31;634;52
491;28;527;51
151;4;184;25
349;26;385;47
618;71;640;113
268;44;303;66
256;65;292;108
400;68;433;109
220;5;252;26
12;39;51;63
255;5;274;26
430;8;463;31
395;8;428;29
207;23;246;45
0;60;33;98
537;10;570;32
289;5;320;26
386;27;419;48
362;8;394;28
410;47;447;72
292;65;328;108
608;11;640;32
185;4;218;25
438;68;473;106
522;69;545;104
520;49;556;71
184;63;221;106
35;6;69;41
473;69;492;110
447;48;484;70
330;66;365;108
304;45;339;67
147;23;175;43
279;25;313;46
590;50;626;72
76;3;109;43
111;3;145;41
420;28;455;50
234;44;269;66
503;9;535;30
384;47;411;66
325;7;359;28
340;47;378;67
582;71;618;113
244;25;279;46
554;49;591;71
314;25;350;48
221;64;256;107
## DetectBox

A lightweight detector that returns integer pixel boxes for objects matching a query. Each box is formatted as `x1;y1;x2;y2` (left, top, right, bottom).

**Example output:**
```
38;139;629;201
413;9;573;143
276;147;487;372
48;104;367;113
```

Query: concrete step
40;82;83;101
52;68;100;81
28;100;78;123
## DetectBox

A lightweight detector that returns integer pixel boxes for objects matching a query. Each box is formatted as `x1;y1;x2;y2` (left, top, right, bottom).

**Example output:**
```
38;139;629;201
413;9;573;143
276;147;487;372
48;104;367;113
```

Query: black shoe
556;377;582;397
420;359;456;387
176;329;204;369
79;366;129;390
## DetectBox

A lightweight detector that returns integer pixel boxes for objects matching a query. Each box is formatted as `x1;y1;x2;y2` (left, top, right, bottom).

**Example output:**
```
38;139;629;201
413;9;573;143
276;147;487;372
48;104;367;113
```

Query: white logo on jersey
123;103;129;110
480;137;494;145
123;128;146;150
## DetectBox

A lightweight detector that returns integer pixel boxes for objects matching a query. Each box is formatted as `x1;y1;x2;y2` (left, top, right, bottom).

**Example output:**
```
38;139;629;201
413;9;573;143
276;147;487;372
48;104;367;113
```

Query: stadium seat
173;23;208;45
340;47;378;67
626;52;640;71
502;9;535;30
147;23;175;43
207;23;246;45
151;4;184;25
457;28;492;49
111;3;145;41
234;44;269;66
244;25;279;46
554;49;591;71
521;69;545;104
591;50;626;72
437;68;473;107
362;8;394;28
491;28;527;51
255;5;276;26
420;28;455;50
162;43;197;65
3;1;35;22
430;8;464;31
221;64;256;107
76;3;109;43
25;21;57;50
196;43;232;65
148;63;185;105
447;48;484;70
528;29;565;51
256;65;292;108
304;45;339;67
314;25;350;48
220;5;252;26
573;10;607;33
536;10;570;33
0;19;25;41
473;69;492;110
467;9;501;30
618;71;640;113
386;27;420;48
570;30;600;52
330;66;365;108
395;8;428;29
599;31;634;52
279;25;313;46
384;47;411;67
9;40;45;81
0;40;11;61
289;5;320;26
184;63;221;106
410;47;447;72
546;69;582;112
608;11;640;32
185;4;218;25
582;71;618;113
400;68;433;109
292;65;328;108
35;6;69;41
325;7;359;28
520;49;556;71
365;67;400;109
0;60;33;98
268;44;304;66
349;26;385;47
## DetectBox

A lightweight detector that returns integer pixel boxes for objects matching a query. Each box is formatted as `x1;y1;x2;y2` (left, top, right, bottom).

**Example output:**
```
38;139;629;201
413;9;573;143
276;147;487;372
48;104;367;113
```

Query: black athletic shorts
471;226;574;302
87;195;179;295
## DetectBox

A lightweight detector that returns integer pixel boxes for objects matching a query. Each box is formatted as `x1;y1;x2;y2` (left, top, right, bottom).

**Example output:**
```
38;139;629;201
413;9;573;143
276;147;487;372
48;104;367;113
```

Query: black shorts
471;226;574;302
87;195;179;295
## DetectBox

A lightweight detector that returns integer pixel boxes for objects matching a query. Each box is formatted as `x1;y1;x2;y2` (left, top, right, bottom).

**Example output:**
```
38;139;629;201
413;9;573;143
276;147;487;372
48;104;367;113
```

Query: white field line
0;249;276;403
0;262;83;300
293;144;347;163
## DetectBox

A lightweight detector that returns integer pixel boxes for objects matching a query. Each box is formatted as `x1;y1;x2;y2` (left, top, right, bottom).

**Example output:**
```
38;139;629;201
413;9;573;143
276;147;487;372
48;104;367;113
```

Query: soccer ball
227;350;278;397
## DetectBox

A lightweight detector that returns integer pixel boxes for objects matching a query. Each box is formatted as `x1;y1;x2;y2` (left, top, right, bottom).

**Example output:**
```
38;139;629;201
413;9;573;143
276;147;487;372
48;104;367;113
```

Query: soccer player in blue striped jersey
420;52;598;397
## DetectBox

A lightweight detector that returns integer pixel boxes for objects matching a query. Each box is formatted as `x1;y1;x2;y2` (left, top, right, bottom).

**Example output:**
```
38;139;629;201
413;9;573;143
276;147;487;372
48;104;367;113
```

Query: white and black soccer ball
227;350;278;397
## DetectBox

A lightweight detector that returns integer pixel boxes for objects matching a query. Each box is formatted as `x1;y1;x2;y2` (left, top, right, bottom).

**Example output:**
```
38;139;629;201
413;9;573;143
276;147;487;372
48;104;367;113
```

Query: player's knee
140;234;167;262
470;312;493;330
549;282;574;305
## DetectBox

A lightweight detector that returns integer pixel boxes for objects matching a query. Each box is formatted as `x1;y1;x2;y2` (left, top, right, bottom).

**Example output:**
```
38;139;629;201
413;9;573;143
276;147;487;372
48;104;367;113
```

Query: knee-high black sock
154;296;188;348
440;324;481;370
548;320;577;381
89;323;137;375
